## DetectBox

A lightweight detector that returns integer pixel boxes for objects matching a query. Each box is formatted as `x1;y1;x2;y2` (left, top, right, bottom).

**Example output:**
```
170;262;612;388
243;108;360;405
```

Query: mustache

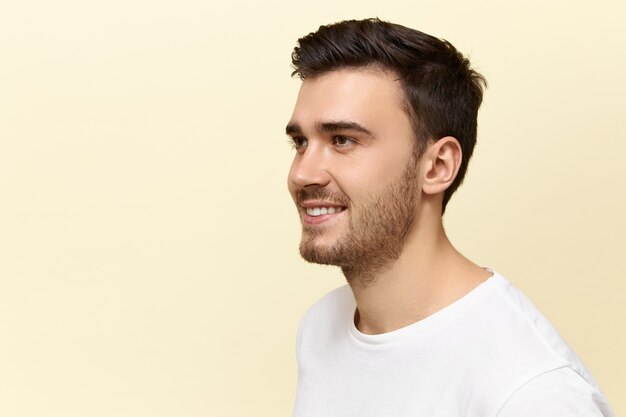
296;186;350;206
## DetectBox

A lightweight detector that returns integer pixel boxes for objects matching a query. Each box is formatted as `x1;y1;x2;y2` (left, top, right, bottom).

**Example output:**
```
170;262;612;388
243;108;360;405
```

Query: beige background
1;0;624;416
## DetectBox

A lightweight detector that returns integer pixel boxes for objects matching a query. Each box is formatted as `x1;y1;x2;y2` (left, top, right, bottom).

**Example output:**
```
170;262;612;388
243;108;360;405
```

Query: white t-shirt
292;270;615;417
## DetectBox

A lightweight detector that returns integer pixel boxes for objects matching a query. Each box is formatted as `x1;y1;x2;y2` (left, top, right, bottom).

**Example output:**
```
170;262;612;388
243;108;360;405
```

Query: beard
297;150;419;284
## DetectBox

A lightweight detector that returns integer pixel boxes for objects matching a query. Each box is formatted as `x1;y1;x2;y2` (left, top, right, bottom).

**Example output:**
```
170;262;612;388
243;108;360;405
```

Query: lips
300;201;347;225
296;187;349;226
306;206;345;216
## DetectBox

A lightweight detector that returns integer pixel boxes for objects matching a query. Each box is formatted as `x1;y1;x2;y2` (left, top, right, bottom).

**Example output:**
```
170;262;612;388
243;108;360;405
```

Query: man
285;18;614;417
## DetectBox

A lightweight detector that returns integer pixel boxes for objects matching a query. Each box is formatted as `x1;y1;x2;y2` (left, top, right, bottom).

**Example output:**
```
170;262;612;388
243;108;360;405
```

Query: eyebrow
285;120;375;137
285;123;302;136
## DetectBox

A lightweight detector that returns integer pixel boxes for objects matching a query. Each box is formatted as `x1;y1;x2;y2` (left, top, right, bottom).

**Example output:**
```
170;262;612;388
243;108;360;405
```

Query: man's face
286;68;421;271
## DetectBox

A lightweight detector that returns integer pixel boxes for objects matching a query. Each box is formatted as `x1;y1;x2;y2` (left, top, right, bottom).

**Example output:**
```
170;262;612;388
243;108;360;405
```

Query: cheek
332;173;375;208
339;155;407;195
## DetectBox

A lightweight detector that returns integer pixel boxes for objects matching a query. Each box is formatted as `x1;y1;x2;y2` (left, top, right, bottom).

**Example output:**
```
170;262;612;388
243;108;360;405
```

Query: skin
286;68;491;335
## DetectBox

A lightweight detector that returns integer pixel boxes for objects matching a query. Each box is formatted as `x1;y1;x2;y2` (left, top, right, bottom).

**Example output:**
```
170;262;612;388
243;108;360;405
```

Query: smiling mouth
305;206;346;216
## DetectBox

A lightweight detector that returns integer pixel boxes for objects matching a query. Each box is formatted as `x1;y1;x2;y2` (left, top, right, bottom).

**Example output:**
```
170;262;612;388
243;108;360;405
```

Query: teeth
306;206;343;217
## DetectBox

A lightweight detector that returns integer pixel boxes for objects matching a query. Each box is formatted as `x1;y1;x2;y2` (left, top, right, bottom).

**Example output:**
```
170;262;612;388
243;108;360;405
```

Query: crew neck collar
349;268;504;346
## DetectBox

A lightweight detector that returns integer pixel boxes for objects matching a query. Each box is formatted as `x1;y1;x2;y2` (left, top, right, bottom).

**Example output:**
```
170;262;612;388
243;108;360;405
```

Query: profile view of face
286;69;423;269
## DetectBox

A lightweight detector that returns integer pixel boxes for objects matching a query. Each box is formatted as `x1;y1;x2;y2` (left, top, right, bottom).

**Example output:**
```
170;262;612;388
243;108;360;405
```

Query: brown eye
333;135;354;147
289;137;308;151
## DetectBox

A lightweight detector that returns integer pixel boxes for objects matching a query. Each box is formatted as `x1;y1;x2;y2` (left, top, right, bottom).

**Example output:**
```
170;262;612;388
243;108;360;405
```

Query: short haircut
291;18;487;213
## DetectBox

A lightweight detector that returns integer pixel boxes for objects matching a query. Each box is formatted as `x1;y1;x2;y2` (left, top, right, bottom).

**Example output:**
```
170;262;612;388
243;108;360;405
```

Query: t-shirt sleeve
496;367;615;417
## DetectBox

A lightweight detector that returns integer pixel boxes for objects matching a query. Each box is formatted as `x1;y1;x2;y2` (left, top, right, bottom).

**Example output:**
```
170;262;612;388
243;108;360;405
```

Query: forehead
289;68;409;132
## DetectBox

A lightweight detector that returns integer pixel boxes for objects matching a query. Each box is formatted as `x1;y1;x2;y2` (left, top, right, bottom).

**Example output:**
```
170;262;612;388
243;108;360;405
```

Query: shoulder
295;285;354;344
300;284;354;324
479;271;613;416
496;366;615;417
479;271;595;377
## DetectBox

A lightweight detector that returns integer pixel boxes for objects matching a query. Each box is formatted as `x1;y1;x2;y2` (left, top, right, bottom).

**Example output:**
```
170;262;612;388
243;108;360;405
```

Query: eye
288;136;308;151
333;135;355;147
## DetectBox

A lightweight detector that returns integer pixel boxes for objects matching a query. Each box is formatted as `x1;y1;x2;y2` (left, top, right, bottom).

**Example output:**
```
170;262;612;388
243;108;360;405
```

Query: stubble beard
298;151;419;286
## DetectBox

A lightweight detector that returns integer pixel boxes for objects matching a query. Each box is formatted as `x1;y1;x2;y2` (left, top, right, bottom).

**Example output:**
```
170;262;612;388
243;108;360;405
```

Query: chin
299;234;353;267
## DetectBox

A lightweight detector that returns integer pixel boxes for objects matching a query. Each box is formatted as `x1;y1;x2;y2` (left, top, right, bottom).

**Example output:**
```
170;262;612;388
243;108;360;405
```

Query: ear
421;136;462;195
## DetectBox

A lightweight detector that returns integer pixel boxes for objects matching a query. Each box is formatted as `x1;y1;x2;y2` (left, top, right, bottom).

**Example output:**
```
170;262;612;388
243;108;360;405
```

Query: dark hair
291;18;486;213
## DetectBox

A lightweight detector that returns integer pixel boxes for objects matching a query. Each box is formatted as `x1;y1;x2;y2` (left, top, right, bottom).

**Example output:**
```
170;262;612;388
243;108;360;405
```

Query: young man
285;18;614;417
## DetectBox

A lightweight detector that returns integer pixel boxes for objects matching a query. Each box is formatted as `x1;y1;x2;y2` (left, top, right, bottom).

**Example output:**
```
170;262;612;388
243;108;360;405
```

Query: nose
288;143;331;189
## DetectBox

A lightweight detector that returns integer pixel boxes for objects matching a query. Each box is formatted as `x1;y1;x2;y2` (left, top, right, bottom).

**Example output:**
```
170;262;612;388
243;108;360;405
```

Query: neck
345;210;491;335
